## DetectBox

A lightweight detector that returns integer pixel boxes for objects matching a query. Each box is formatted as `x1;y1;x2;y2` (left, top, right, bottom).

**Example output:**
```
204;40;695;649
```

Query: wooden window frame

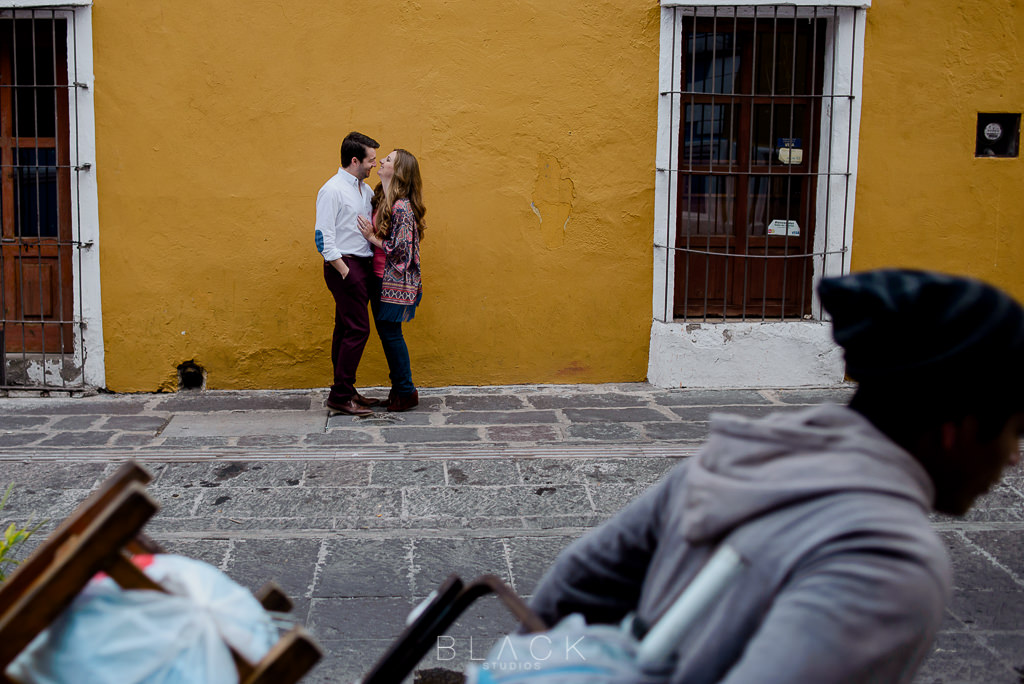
1;15;74;353
673;15;827;319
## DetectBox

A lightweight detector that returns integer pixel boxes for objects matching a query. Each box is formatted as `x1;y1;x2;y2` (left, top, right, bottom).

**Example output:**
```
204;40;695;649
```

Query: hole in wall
177;361;206;391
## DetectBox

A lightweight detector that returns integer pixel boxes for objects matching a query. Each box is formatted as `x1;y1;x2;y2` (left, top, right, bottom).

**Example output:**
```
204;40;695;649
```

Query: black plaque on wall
976;113;1021;158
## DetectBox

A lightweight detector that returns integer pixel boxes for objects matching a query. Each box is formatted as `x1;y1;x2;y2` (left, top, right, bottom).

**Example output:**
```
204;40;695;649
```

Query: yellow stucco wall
855;1;1024;299
94;1;661;391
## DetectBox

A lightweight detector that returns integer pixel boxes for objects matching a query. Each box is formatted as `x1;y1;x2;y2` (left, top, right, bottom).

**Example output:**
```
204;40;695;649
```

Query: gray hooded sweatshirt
529;404;951;683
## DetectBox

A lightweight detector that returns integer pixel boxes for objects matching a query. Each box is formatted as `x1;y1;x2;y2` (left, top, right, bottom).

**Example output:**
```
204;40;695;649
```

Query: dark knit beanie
817;269;1024;394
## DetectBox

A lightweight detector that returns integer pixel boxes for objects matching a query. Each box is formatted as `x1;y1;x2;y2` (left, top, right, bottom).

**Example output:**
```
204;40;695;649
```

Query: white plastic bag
6;554;278;684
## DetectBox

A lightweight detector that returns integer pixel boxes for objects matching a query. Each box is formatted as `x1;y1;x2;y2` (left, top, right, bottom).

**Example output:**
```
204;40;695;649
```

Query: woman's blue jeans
370;277;416;395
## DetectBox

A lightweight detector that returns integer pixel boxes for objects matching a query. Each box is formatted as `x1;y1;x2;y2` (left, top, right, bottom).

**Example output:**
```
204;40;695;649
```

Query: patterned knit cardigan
379;198;422;313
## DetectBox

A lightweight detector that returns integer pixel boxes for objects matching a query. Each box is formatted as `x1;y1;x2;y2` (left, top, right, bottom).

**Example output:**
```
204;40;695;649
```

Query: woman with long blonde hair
357;148;426;411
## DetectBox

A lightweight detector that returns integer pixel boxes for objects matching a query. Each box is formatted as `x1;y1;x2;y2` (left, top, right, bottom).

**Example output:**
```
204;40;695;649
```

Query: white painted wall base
648;320;846;388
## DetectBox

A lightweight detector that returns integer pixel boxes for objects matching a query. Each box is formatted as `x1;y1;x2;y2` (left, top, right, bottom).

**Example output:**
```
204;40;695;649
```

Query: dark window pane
747;175;803;237
6;18;65;138
14;147;59;238
15;87;57;138
754;24;815;95
684;31;740;94
682;104;739;165
680;175;736;236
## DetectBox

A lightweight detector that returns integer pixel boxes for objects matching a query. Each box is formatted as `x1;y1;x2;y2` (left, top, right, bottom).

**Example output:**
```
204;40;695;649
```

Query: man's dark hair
340;132;379;168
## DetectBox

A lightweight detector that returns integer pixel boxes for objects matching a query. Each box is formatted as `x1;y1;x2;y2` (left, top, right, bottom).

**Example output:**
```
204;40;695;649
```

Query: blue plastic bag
466;546;747;684
466;614;670;684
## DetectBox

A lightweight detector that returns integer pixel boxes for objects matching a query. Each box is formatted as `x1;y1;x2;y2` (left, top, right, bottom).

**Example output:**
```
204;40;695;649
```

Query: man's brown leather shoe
325;398;372;417
354;393;381;407
387;390;419;413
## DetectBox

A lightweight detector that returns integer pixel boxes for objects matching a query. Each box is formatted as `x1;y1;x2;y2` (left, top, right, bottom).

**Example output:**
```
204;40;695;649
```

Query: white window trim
649;2;867;388
0;2;104;388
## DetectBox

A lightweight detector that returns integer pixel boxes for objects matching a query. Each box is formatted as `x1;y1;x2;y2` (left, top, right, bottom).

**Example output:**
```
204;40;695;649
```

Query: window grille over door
0;9;86;389
656;4;860;322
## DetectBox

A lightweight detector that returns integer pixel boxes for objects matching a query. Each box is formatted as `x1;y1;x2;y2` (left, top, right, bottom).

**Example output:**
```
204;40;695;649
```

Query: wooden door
0;18;73;353
674;17;825;319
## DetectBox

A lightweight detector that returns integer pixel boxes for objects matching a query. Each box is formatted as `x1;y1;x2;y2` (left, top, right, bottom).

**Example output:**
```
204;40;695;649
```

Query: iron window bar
659;245;848;258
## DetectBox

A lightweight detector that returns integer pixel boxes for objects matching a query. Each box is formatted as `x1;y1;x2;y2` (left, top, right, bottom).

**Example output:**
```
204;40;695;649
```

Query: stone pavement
0;383;1022;683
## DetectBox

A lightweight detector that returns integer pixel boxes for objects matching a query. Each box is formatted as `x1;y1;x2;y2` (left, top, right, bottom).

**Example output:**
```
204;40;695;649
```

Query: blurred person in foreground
528;269;1024;683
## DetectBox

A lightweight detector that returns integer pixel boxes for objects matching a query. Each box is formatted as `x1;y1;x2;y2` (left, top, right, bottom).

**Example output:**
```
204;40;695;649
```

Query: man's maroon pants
324;257;372;404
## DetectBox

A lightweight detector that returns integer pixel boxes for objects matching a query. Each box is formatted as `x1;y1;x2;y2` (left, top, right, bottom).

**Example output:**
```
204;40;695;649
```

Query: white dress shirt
314;167;373;261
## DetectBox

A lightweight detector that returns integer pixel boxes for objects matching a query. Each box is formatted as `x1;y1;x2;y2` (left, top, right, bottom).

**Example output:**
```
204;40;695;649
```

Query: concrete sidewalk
1;384;1022;683
0;384;852;456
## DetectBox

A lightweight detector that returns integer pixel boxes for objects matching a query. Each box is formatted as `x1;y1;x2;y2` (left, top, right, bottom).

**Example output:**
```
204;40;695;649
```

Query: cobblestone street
1;384;1022;682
